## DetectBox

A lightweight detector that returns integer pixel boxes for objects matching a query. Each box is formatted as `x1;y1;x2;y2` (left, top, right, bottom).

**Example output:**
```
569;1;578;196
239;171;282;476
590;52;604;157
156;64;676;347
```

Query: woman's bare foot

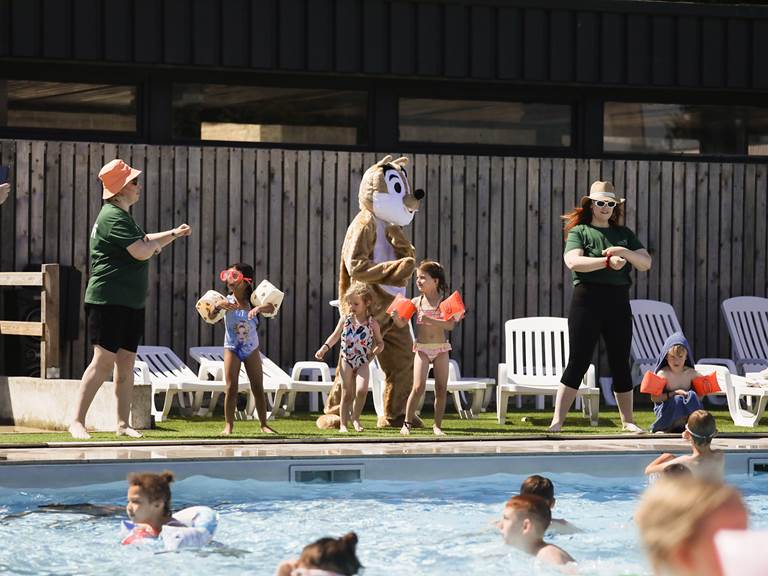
547;423;562;433
221;424;234;435
260;425;276;434
353;420;364;432
400;421;412;435
68;422;91;440
339;424;349;433
116;427;143;438
433;425;445;436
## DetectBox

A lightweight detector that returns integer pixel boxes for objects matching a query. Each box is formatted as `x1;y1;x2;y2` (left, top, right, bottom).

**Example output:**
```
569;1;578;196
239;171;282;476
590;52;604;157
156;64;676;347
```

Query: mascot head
358;155;424;226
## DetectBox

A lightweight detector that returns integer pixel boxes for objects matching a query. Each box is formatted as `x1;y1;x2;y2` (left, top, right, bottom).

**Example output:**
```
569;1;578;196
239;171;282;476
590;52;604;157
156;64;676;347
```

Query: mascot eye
386;171;405;196
394;182;402;193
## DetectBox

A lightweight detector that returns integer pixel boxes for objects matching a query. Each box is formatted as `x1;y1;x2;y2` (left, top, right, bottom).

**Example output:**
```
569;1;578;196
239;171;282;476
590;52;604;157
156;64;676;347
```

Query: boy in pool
519;475;581;534
499;494;576;568
644;409;724;481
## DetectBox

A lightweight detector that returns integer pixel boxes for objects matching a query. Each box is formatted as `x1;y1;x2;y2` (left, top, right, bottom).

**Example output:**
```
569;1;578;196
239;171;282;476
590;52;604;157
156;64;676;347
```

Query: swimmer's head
520;475;556;508
684;410;717;447
500;494;552;547
126;470;174;523
298;531;362;576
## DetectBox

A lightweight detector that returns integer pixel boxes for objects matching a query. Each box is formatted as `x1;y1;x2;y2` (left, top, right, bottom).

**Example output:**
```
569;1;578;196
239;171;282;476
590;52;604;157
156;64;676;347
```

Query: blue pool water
0;472;766;575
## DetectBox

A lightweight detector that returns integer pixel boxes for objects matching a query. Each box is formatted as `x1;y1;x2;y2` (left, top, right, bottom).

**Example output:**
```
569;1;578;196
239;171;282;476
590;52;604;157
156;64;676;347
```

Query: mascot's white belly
373;218;406;297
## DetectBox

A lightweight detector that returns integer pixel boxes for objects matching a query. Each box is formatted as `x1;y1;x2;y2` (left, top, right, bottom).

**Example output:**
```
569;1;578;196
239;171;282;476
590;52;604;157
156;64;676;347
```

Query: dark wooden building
1;0;768;379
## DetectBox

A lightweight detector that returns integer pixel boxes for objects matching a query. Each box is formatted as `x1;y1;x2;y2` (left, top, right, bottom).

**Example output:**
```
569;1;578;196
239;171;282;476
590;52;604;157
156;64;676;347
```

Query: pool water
0;472;766;575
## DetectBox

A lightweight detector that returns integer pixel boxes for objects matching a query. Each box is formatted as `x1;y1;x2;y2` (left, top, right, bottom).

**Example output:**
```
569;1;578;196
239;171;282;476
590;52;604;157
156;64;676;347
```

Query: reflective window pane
604;102;768;156
172;84;368;145
398;98;572;147
0;80;137;132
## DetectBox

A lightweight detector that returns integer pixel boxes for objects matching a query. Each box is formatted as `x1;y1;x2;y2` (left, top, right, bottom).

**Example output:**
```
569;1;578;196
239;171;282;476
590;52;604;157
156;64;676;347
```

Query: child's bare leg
351;364;370;432
243;350;275;434
432;352;449;435
401;352;430;435
339;360;355;433
222;350;242;435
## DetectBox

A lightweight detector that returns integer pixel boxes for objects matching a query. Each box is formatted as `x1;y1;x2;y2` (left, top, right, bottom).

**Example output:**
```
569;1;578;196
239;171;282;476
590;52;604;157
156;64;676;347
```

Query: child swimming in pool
391;260;457;436
519;475;581;534
213;263;276;435
275;531;363;576
499;494;576;569
644;409;724;481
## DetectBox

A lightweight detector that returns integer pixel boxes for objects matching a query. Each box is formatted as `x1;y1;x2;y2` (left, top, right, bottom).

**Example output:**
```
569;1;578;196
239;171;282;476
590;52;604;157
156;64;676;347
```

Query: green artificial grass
1;408;766;444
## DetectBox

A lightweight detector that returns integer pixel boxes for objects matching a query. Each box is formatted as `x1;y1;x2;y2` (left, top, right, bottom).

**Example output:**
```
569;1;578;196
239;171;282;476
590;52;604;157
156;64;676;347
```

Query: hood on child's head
654;331;695;373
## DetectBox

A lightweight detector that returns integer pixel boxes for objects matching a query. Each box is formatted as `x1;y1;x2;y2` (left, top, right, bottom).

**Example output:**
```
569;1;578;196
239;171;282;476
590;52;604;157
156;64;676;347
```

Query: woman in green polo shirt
69;159;192;440
548;181;652;433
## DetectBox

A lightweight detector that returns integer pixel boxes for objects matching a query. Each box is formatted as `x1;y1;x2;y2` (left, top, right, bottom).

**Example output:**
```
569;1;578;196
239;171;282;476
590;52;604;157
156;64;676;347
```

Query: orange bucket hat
98;159;141;199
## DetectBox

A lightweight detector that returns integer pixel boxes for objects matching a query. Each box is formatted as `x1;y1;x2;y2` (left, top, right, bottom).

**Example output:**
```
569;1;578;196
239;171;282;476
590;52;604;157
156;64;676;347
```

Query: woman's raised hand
174;223;192;237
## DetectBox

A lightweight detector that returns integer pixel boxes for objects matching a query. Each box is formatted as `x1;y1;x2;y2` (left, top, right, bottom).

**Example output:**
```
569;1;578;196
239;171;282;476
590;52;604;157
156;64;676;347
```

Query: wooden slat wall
2;139;768;379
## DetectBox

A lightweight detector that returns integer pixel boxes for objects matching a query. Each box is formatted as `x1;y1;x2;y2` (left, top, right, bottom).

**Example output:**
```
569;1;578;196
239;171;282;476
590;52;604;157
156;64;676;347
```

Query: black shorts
86;304;145;353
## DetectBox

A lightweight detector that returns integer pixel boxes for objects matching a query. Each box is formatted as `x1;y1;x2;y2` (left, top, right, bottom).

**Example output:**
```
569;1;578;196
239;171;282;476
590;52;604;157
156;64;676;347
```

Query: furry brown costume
317;156;424;428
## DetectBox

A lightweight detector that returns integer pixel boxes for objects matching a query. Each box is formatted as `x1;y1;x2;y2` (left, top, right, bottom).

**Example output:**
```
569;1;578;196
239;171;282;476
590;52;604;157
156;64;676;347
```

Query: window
398;98;572;147
0;80;137;132
604;102;768;156
172;84;368;145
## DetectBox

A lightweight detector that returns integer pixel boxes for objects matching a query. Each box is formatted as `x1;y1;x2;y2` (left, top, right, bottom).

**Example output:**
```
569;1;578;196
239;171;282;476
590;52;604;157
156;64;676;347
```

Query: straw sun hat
587;180;625;204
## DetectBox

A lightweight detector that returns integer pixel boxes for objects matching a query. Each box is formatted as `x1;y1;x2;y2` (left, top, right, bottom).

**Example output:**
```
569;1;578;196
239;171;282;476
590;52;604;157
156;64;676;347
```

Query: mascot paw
316;415;341;430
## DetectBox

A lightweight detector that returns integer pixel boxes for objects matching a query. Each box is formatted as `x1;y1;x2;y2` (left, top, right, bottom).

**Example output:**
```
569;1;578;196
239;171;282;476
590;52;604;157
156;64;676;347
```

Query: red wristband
605;255;611;269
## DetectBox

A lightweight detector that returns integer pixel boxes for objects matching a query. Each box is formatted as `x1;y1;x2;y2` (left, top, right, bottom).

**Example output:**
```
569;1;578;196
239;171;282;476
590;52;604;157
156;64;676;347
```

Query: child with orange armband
640;332;718;434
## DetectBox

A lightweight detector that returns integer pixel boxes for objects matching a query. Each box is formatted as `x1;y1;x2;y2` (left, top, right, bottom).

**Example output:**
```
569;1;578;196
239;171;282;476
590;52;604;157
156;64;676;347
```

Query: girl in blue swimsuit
316;283;384;433
213;262;277;435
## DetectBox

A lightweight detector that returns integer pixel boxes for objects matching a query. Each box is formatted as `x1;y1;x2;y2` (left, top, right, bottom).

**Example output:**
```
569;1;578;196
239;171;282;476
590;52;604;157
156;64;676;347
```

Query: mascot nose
414;188;425;200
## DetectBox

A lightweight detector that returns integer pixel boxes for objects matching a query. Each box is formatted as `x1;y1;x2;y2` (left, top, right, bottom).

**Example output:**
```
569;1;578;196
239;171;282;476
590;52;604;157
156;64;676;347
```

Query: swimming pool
1;470;767;576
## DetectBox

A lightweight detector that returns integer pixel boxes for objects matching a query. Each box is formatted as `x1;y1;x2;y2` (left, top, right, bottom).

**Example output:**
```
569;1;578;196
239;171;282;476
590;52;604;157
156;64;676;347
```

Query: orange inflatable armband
439;291;466;321
640;371;668;395
386;294;416;320
692;372;720;396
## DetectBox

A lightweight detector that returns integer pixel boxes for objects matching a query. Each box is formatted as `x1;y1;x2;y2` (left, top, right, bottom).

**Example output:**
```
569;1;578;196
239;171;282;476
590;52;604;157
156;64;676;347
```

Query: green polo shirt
84;203;149;309
564;224;645;286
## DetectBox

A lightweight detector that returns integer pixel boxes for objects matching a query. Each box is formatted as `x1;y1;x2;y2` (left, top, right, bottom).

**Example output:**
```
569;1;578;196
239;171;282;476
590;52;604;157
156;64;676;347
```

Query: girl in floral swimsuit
391;260;457;436
316;282;384;433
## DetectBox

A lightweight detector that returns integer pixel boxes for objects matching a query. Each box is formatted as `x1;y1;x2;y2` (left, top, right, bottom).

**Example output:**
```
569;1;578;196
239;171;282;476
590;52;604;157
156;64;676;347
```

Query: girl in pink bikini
392;260;456;436
316;282;384;433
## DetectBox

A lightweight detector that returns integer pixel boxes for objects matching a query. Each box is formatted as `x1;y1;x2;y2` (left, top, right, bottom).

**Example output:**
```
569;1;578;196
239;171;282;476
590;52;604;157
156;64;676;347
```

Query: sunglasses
593;200;617;208
219;268;252;284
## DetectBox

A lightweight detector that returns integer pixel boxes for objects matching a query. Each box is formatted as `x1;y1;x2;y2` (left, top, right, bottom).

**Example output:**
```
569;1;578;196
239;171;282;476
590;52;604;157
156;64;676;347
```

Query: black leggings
561;283;633;393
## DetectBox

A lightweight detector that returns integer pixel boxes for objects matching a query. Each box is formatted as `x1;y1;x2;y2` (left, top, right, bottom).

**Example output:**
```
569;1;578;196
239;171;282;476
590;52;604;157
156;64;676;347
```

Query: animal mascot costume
317;156;424;428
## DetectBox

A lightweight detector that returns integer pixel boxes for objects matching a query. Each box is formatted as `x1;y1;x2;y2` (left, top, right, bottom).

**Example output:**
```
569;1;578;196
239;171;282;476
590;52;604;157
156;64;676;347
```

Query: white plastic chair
721;296;768;374
189;346;334;419
496;317;600;425
697;363;768;427
136;345;247;422
629;299;735;407
421;360;495;418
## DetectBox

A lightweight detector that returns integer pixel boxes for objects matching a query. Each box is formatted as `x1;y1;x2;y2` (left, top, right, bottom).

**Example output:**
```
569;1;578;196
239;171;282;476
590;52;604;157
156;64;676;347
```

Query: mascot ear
376;155;394;167
391;156;409;168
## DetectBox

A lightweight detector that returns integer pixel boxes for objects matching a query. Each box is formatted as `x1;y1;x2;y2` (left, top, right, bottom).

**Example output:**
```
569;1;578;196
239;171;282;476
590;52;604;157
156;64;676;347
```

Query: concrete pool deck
2;435;768;464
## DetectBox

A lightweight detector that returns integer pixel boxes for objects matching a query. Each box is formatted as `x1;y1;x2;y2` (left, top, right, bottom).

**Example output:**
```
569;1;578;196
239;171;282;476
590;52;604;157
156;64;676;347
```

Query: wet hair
225;262;255;302
344;282;373;306
298;532;363;576
667;344;688;358
417;260;447;295
636;477;744;571
662;463;693;478
519;475;555;506
127;471;174;516
562;195;625;235
504;494;552;534
686;409;717;446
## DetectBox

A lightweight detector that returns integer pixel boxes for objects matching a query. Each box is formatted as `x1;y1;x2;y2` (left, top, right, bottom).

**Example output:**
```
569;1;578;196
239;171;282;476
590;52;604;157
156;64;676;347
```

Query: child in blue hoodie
648;332;705;433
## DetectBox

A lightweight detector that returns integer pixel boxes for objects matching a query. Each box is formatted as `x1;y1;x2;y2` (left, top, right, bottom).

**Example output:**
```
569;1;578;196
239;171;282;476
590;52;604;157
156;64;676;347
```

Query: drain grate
290;464;364;483
749;458;768;476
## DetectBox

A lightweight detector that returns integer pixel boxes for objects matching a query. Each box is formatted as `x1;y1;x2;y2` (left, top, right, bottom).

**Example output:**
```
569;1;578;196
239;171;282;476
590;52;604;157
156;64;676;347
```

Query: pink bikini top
416;295;442;323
